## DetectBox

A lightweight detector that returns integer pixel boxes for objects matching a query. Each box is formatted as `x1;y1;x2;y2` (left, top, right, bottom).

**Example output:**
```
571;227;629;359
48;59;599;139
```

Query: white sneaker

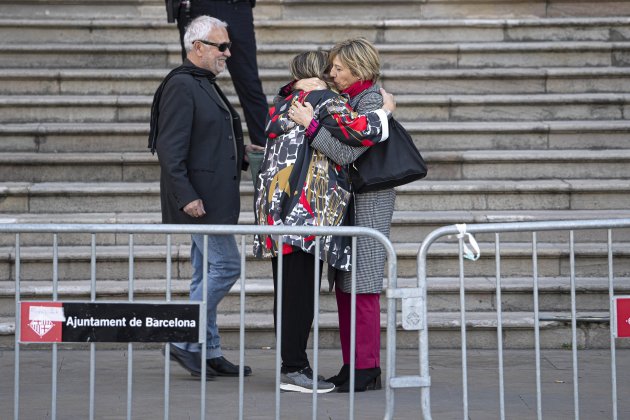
280;367;335;393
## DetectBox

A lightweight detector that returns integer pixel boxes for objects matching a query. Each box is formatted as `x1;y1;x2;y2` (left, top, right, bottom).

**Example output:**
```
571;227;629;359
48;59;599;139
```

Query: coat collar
196;77;230;114
183;59;230;113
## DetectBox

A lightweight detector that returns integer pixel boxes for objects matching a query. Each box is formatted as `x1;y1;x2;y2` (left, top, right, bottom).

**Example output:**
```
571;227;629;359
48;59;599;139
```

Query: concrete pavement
0;346;628;419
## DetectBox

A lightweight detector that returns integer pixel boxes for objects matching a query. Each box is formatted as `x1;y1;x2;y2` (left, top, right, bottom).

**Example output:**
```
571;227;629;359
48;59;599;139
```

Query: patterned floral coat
253;88;387;269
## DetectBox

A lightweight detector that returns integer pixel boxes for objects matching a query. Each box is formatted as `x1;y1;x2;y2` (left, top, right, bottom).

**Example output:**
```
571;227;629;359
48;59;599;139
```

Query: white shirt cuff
374;109;390;142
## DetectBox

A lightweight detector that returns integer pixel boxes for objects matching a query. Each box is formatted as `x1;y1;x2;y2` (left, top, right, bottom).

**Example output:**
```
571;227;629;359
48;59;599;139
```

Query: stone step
3;92;630;124
422;310;616;349
1;179;629;214
0;93;264;124
394;178;630;211
5;67;630;96
2;209;630;246
2;120;629;153
424;149;630;180
409;120;630;151
0;122;152;153
256;1;630;20
2;149;630;182
3;209;630;246
384;67;630;95
3;17;630;45
0;0;168;20
0;310;619;349
0;241;629;281
0;68;288;97
2;277;629;317
0;152;160;183
1;0;629;20
356;17;630;44
395;92;630;122
1;41;629;69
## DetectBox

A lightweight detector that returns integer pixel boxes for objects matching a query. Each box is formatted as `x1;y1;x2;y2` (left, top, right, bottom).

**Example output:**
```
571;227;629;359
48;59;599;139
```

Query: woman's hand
381;88;396;114
289;101;314;127
295;77;327;91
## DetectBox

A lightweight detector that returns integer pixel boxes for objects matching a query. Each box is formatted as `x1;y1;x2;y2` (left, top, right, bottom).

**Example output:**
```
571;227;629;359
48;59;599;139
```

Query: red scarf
342;80;374;99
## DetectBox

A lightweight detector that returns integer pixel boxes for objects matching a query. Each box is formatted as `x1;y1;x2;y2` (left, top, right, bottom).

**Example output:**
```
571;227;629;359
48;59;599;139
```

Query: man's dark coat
156;60;246;225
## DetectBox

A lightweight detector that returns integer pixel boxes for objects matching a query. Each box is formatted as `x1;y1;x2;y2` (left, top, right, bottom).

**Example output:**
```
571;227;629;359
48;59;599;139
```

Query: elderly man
149;15;263;378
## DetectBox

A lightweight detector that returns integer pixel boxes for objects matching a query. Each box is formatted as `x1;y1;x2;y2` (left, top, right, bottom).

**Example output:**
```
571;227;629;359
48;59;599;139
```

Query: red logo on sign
615;297;630;338
20;302;63;343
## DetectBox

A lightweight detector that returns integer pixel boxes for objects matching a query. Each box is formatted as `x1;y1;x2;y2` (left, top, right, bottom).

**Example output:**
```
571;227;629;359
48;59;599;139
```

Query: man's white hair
183;16;228;53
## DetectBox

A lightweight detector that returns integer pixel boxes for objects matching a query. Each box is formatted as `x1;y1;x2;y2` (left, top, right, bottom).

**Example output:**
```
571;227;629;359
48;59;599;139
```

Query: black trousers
177;0;268;146
271;251;323;372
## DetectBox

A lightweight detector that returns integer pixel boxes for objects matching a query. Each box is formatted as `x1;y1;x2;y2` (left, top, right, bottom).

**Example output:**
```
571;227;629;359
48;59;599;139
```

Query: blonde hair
289;50;330;81
329;38;380;83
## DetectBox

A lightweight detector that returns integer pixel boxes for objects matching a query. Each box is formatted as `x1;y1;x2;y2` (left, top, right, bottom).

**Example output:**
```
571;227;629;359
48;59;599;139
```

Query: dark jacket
156;60;245;225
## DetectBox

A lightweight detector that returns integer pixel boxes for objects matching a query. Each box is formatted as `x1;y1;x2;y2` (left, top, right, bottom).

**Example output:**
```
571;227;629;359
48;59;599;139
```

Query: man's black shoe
163;345;215;379
206;359;219;379
191;361;218;379
207;356;252;377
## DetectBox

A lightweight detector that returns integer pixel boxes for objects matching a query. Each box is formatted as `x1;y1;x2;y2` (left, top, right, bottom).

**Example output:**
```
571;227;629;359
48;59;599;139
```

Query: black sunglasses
194;39;232;52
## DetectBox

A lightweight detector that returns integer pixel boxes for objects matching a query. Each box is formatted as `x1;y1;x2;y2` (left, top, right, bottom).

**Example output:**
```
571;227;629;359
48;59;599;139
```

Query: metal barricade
413;218;630;420
4;223;400;420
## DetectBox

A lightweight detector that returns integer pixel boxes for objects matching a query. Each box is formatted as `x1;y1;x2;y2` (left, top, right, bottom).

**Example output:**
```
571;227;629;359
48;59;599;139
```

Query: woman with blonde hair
289;38;395;392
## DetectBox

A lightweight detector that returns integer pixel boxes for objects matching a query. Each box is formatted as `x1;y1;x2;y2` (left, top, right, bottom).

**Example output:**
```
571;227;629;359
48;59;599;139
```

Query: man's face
195;27;231;75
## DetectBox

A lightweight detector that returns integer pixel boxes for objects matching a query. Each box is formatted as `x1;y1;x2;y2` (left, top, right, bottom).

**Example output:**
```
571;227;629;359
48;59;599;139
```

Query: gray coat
156;61;246;225
310;85;396;294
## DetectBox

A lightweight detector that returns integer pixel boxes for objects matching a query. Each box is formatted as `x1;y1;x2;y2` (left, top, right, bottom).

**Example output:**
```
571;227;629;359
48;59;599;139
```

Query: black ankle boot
326;364;349;386
337;367;382;393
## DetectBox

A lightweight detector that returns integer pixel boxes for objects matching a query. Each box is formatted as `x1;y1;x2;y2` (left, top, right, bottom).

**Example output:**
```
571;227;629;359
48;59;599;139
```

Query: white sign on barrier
402;297;423;330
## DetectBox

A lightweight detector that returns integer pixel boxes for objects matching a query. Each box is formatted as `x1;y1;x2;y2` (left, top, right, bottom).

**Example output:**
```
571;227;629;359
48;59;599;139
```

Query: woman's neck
342;80;374;99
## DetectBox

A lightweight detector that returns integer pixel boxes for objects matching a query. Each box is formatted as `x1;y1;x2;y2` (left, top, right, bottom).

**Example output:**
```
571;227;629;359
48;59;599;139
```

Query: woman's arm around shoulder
355;89;384;112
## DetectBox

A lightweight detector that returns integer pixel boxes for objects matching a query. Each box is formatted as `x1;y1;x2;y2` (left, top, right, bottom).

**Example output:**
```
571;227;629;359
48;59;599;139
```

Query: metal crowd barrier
415;218;630;420
4;223;404;420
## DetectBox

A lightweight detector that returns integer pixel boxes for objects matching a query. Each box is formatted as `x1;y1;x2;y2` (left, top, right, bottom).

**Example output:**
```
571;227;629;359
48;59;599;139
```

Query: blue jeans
175;233;241;359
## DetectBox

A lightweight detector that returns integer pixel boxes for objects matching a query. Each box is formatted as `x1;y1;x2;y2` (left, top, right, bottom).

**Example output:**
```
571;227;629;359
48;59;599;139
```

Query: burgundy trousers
335;287;381;369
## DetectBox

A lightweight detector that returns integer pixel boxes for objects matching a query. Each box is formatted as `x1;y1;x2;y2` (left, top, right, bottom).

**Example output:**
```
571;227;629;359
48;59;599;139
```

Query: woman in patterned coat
253;50;395;393
289;38;395;392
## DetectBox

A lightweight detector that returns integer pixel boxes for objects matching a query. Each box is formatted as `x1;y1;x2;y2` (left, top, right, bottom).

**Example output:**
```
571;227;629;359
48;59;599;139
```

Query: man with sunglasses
168;0;267;149
149;15;263;379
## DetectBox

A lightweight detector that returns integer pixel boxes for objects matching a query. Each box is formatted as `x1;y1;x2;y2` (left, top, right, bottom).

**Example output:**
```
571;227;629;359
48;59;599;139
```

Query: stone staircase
1;0;630;349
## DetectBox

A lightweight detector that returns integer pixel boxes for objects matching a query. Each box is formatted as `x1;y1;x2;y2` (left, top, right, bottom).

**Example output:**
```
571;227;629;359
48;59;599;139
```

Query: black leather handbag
350;118;427;193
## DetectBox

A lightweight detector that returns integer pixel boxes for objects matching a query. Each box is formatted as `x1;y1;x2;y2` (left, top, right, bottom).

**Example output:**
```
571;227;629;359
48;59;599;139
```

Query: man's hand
295;77;327;91
183;199;206;218
246;144;265;153
244;144;265;162
381;88;396;114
